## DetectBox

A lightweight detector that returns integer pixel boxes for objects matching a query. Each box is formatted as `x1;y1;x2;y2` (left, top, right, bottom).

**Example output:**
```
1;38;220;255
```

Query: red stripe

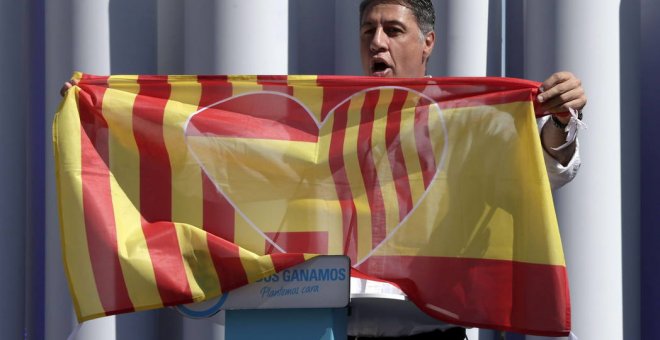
80;75;542;116
264;231;329;255
133;76;193;305
328;102;358;262
270;253;308;273
414;98;436;189
187;93;318;142
206;235;249;292
257;75;293;96
197;76;235;242
315;75;542;116
78;76;135;315
202;173;235;241
357;91;387;246
385;90;414;221
356;256;570;337
317;76;373;121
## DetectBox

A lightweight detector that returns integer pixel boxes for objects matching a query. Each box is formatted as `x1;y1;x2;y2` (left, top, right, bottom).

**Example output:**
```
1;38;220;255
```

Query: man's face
360;3;435;78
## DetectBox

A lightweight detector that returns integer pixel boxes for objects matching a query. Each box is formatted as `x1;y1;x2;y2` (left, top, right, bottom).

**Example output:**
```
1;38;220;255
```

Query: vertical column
107;0;158;74
184;0;288;74
289;0;335;74
44;0;73;338
555;1;622;339
25;0;47;338
181;1;289;338
215;0;289;74
157;0;185;74
215;0;288;74
334;0;361;75
426;0;447;76
444;2;489;338
526;1;623;339
522;2;556;80
444;0;490;76
182;0;218;74
620;1;641;340
70;0;111;73
45;0;116;339
641;0;660;339
0;1;28;338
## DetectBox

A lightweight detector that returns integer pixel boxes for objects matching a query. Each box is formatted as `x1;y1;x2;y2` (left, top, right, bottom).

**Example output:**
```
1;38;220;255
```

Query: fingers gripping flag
54;73;570;336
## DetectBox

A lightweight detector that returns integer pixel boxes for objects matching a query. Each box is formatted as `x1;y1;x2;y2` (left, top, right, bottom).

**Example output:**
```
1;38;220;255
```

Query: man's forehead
360;2;416;25
362;0;411;13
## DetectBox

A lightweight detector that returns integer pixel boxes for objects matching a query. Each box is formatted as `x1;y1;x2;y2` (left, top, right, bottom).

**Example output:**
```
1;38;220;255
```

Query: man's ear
423;31;435;60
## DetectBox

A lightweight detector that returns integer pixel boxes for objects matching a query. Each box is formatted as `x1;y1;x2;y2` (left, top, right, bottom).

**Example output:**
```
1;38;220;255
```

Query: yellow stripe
234;215;268;255
229;75;262;95
303;253;318;261
173;223;221;301
318;113;345;255
104;77;163;310
371;89;400;234
342;93;373;260
239;248;277;283
399;93;425;213
54;87;105;320
426;101;445;166
165;76;204;227
163;76;223;301
289;75;324;123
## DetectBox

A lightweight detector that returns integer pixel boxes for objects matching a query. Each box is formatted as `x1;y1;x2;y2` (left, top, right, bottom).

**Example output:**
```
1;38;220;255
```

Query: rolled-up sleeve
537;116;581;190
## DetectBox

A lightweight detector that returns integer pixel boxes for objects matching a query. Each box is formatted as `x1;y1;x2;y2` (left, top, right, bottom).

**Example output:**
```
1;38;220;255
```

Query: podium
176;256;350;340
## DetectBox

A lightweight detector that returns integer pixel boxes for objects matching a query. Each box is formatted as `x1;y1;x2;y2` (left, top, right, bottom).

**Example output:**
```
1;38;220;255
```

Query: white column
0;1;27;338
45;0;116;339
526;1;623;339
445;2;489;338
181;1;288;338
70;0;111;74
215;0;288;74
444;0;490;76
185;0;288;74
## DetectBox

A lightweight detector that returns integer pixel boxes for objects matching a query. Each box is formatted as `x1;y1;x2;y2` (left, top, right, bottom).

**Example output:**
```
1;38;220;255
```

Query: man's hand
537;72;587;165
60;79;79;97
537;71;587;124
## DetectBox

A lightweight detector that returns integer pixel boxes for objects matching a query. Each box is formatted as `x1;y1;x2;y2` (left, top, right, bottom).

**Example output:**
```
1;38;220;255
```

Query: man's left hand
537;71;587;123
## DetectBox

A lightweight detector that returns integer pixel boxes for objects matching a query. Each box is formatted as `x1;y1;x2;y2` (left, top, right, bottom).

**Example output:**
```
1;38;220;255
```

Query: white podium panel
177;256;350;318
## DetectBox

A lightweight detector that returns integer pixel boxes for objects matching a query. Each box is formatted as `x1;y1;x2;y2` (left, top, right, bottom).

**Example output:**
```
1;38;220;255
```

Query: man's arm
536;72;587;166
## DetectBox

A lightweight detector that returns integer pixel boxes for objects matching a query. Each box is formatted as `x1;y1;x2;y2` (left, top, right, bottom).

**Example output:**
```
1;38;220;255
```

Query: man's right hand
60;79;78;97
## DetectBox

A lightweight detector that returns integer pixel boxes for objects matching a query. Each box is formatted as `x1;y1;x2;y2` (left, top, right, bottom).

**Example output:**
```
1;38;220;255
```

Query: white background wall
0;0;654;339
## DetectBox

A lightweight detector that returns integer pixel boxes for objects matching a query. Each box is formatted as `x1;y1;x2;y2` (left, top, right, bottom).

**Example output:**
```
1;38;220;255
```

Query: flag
54;73;570;336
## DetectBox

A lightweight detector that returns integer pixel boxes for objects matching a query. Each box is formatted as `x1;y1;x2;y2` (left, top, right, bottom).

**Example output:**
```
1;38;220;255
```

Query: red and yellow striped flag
54;73;570;336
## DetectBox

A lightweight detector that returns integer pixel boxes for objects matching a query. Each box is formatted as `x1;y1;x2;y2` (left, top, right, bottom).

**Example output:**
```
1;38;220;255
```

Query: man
348;0;586;339
359;0;584;179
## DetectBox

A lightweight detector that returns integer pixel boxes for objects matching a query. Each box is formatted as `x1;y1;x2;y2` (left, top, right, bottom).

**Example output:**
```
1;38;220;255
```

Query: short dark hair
359;0;436;35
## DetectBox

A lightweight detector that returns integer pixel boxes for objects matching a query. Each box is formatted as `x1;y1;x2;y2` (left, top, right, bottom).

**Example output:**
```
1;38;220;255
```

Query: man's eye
385;28;403;36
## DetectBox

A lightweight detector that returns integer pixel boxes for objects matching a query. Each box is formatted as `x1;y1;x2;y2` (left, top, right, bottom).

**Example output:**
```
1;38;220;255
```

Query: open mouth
371;60;392;76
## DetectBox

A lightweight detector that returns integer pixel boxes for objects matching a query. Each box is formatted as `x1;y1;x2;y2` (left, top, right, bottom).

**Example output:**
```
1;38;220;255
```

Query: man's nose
370;27;387;52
